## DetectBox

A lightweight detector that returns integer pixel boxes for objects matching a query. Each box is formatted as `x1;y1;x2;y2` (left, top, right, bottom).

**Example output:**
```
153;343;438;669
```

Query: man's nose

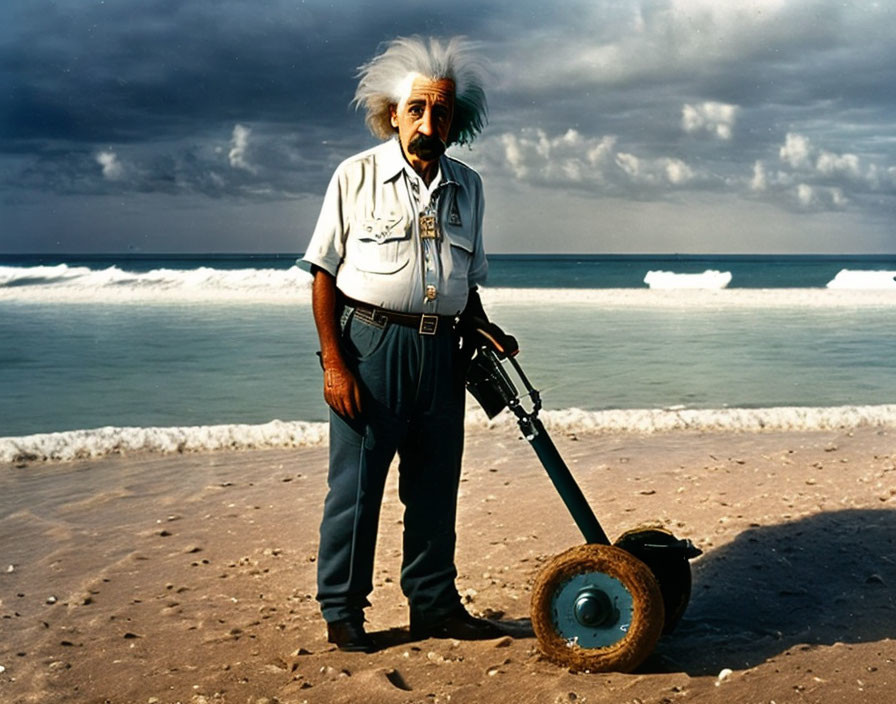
418;107;434;135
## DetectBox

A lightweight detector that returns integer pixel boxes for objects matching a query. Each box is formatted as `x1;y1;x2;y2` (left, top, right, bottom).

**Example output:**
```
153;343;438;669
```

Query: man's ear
389;104;398;129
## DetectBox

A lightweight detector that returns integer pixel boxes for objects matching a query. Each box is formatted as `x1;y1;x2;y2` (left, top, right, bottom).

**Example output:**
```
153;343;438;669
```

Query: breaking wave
0;264;313;303
644;269;732;289
1;420;329;463
4;263;896;308
826;269;896;289
4;405;896;463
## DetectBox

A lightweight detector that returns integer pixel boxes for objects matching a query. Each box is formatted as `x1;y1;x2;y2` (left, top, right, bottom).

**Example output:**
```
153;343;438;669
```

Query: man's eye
408;106;423;116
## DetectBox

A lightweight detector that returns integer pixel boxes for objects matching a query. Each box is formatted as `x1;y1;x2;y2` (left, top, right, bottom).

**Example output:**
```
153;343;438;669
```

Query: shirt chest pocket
349;216;412;274
440;188;475;273
444;228;474;281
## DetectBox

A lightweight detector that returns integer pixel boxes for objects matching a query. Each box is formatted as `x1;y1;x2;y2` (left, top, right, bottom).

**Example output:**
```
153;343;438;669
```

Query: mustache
407;133;447;158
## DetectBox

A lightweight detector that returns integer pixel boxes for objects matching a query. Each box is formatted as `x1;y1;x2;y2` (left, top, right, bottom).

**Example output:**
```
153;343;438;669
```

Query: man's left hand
471;318;519;358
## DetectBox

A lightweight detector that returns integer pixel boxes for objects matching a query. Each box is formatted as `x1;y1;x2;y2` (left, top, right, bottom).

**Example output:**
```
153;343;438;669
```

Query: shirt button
425;285;438;300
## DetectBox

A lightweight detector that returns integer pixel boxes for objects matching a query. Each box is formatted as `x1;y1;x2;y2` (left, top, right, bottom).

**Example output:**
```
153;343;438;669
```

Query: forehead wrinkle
395;73;455;112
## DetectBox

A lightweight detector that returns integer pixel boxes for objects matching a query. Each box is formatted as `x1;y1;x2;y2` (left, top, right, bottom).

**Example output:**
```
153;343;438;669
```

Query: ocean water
2;254;895;460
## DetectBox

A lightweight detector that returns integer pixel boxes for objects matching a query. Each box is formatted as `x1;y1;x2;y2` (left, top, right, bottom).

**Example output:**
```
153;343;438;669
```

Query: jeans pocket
344;315;388;362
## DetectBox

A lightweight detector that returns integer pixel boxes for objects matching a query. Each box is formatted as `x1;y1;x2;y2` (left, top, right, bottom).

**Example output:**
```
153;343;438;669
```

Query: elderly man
302;36;514;653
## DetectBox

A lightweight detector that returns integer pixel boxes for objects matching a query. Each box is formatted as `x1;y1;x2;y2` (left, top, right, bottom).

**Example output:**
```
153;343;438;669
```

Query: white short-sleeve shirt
302;138;488;315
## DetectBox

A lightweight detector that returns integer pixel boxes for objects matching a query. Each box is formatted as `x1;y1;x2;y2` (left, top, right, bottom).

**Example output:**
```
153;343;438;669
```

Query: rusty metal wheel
531;544;664;673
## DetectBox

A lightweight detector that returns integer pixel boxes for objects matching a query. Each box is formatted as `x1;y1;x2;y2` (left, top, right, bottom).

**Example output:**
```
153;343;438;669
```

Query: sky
2;0;896;254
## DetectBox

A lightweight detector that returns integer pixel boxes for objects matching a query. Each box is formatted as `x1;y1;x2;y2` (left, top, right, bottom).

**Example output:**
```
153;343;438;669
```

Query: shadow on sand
366;509;894;674
368;617;535;652
655;508;896;675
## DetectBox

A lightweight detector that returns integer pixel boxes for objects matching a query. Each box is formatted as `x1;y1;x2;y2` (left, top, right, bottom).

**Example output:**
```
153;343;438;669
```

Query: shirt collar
380;138;460;190
379;138;408;184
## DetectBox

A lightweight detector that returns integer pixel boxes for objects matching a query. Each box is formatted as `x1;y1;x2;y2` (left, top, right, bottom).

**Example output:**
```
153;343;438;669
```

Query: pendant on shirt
425;284;438;301
419;213;439;240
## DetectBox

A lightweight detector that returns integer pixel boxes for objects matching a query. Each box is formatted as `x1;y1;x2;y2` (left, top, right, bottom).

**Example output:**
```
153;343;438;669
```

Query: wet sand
2;426;895;703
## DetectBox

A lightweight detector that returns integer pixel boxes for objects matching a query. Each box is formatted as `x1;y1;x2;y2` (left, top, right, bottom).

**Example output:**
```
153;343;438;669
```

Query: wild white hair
353;35;488;147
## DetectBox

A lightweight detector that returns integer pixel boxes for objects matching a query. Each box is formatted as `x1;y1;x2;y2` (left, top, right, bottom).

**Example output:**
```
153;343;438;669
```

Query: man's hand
456;287;519;363
472;318;519;358
310;267;363;419
322;361;363;419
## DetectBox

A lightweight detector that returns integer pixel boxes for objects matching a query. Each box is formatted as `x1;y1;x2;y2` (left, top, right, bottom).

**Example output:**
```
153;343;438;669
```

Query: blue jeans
316;308;465;624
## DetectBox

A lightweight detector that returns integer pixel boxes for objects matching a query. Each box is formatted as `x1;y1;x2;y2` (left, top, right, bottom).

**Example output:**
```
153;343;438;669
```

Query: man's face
390;75;455;176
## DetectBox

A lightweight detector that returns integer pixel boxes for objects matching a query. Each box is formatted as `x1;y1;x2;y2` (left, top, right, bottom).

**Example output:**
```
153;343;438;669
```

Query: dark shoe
327;618;376;653
410;606;505;641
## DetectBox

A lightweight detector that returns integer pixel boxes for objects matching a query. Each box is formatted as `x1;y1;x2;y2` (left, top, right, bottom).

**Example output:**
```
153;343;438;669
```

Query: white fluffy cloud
794;183;847;210
779;133;813;170
796;183;815;207
816;151;861;179
750;161;767;192
778;132;864;180
682;102;738;140
664;158;695;184
228;124;257;173
487;125;884;214
830;187;848;208
754;132;886;209
497;129;616;181
95;150;124;181
489;128;696;191
616;152;695;185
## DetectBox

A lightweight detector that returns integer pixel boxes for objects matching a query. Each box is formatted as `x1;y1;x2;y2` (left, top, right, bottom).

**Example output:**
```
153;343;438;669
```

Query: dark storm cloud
1;0;512;146
1;0;516;200
3;0;355;145
470;1;896;220
2;0;896;253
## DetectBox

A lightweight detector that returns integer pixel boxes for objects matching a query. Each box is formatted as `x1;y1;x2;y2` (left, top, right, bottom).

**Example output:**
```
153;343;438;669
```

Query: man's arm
311;267;362;419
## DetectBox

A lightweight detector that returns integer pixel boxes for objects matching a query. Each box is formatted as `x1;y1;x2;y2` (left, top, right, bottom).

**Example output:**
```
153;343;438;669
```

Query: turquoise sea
1;254;895;458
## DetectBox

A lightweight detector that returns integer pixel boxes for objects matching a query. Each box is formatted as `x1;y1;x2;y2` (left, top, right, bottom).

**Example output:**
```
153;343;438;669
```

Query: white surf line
4;404;896;463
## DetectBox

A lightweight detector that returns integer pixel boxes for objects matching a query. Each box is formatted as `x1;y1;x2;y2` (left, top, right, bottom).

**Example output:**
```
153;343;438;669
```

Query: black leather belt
344;297;453;336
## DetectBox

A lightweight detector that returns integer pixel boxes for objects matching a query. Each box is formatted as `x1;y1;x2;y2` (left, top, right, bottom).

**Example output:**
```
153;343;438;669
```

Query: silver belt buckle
418;314;438;335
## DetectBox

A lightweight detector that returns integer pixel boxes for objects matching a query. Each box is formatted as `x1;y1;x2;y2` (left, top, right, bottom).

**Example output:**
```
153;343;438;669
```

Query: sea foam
0;420;329;463
0;264;313;303
826;269;896;289
644;269;732;289
4;405;895;463
4;263;896;308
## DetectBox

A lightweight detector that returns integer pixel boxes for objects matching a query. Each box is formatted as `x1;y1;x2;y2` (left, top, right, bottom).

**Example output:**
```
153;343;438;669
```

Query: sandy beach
2;425;894;703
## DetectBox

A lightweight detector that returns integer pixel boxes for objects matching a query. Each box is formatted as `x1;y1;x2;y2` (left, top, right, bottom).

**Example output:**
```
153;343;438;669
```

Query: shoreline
1;426;894;702
4;403;896;464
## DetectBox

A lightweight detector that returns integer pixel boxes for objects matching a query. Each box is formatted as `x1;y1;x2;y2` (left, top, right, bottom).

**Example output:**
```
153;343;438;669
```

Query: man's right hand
311;268;363;419
323;362;363;419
